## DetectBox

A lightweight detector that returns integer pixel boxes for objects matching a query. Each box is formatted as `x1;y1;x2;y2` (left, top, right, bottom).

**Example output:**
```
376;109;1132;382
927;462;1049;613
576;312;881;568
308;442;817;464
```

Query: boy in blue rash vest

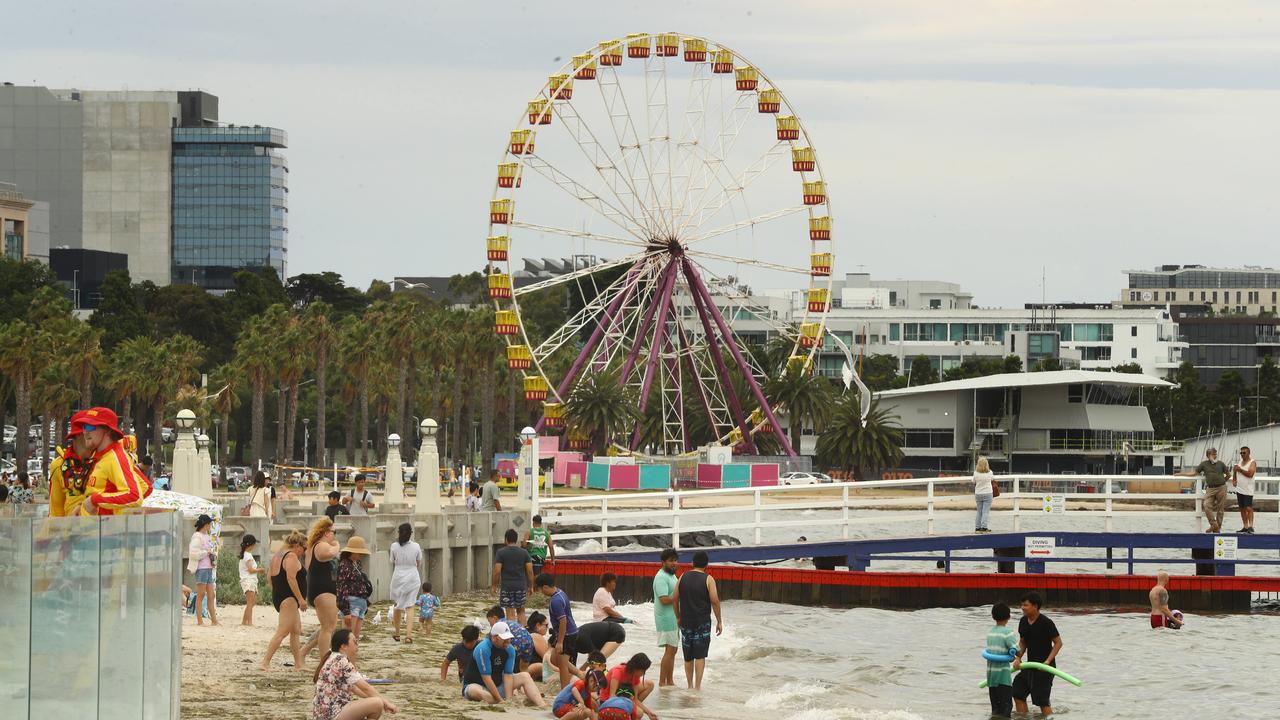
462;621;547;708
597;686;638;720
985;603;1018;718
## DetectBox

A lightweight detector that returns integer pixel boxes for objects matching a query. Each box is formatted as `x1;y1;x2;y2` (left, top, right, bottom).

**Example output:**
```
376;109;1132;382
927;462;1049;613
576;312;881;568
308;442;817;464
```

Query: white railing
536;475;1280;551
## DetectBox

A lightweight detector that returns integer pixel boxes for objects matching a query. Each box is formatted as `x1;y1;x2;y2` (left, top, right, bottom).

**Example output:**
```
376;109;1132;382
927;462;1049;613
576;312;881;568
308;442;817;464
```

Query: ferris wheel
486;32;835;457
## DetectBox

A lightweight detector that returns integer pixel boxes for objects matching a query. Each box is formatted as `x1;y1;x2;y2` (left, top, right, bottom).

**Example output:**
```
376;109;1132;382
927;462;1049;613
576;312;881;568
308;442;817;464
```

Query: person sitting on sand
552;656;606;720
525;611;555;680
441;625;482;682
1149;571;1183;629
487;605;545;680
602;654;658;720
312;629;397;720
462;622;546;708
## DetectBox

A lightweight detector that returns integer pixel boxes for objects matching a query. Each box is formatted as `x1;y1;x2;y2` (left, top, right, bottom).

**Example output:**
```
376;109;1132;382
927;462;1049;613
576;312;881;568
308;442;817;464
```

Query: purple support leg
630;271;679;450
619;261;678;383
680;259;757;455
534;266;640;433
683;258;795;456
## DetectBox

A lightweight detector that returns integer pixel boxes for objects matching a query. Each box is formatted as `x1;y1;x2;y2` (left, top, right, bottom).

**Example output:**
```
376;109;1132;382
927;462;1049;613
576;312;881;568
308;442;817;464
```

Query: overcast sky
9;1;1279;307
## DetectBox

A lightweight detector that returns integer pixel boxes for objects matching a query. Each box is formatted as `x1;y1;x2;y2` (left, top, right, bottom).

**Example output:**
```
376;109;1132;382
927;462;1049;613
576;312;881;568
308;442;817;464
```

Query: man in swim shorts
1149;571;1183;629
1233;446;1257;533
673;550;721;690
1012;592;1062;716
653;548;680;687
492;528;535;624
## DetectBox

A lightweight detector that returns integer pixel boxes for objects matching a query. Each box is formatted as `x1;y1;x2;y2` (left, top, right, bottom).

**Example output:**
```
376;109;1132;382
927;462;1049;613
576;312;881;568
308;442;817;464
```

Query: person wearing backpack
337;536;374;642
346;473;376;516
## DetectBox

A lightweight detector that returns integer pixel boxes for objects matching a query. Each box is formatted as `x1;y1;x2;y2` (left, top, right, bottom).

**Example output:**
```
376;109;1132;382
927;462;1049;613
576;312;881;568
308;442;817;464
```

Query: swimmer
1149;571;1183;629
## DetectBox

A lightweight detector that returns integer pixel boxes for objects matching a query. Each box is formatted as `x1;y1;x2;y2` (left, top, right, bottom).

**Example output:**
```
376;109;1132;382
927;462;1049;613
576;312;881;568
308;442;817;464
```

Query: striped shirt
985;625;1018;687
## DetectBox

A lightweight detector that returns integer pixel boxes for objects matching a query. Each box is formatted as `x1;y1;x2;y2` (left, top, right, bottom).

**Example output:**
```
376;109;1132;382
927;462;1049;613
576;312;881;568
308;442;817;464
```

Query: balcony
1014;437;1185;454
1258;332;1280;345
974;416;1010;434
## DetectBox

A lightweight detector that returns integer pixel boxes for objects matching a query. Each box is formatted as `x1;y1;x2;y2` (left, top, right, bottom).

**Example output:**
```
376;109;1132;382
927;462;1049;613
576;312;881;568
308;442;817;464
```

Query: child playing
416;581;442;635
985;602;1019;719
440;625;482;682
552;654;606;719
238;534;266;626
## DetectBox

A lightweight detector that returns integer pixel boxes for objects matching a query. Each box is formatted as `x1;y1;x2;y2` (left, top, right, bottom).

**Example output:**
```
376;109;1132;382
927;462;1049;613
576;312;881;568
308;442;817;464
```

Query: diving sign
1214;536;1238;561
1025;536;1056;558
1043;494;1066;515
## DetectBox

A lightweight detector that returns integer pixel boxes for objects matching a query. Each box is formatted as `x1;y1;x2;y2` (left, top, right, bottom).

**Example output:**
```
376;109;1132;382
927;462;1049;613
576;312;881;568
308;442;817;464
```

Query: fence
536;474;1279;551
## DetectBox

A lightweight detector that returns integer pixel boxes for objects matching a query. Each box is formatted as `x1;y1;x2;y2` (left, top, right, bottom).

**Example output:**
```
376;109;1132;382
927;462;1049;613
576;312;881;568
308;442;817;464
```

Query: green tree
303;302;338;467
906;355;938;385
816;394;904;480
565;366;639;455
1258;356;1280;425
765;364;834;453
1112;362;1143;374
208;363;242;483
1214;369;1249;430
0;320;39;469
0;258;60;324
859;354;901;391
234;312;279;467
942;356;1012;382
89;270;151;351
1001;355;1024;374
286;272;370;316
1031;357;1063;372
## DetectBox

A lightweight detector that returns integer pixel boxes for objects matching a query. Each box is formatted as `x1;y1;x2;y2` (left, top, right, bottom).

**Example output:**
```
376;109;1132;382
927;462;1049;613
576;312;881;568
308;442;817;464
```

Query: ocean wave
785;708;926;720
746;683;829;709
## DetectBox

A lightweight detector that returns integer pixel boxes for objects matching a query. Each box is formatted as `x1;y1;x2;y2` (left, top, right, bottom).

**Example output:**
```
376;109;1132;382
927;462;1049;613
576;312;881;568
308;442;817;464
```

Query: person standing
1149;571;1183;629
972;456;995;533
493;528;535;624
346;474;375;516
239;534;266;626
653;548;680;687
389;522;423;643
302;518;341;662
1179;448;1230;533
1012;592;1063;716
984;603;1018;718
481;472;502;512
48;407;149;516
337;536;373;641
524;514;554;575
323;491;350;521
260;531;309;672
466;482;482;512
673;550;721;690
537;572;580;686
9;472;33;504
246;471;273;518
187;514;220;626
1233;446;1257;533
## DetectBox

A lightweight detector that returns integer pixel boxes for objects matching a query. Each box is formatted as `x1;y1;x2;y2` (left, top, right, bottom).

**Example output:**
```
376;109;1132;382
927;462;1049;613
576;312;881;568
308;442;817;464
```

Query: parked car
779;471;833;486
161;427;175;443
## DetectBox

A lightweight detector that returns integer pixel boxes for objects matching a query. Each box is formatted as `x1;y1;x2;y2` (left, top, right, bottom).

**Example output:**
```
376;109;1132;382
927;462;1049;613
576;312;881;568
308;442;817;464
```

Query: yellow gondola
758;88;781;113
543;402;566;428
488;273;513;299
810;252;833;277
711;49;733;73
507;344;532;369
655;32;680;57
566;427;591;450
573;53;598;80
749;408;773;433
802;181;826;206
489;199;513;224
776;115;800;140
524;376;549;401
786;355;814;374
809;216;831;240
495;310;519;336
487;235;510;262
807;288;830;312
626;33;650;58
791;147;815;172
799;322;824;348
527;99;552;126
497;162;521;189
735;66;758;91
599;40;623;66
509;129;534;155
549;74;573;100
683;38;707;62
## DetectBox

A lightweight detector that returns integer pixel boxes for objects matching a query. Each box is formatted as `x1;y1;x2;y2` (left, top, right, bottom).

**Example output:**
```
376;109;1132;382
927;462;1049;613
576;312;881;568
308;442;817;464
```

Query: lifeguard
49;407;151;517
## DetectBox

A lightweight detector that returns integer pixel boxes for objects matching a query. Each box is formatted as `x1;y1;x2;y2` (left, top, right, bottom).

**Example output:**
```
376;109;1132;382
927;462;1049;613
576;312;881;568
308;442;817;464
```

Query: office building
50;247;128;311
1120;264;1280;316
0;182;36;260
1175;314;1280;387
0;85;286;290
875;370;1180;474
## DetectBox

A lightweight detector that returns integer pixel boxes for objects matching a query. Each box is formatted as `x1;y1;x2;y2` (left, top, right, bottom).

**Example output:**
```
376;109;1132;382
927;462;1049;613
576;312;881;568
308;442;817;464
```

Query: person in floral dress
312;629;396;719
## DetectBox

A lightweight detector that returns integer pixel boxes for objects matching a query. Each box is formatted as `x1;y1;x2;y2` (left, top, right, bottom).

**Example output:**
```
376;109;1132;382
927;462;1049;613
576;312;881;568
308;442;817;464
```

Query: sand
180;591;550;720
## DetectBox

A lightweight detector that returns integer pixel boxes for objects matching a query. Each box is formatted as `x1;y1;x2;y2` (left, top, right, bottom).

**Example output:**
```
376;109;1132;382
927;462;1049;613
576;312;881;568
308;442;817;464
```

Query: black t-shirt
446;642;474;680
575;621;626;653
324;504;350;521
495;545;531;590
1018;614;1060;665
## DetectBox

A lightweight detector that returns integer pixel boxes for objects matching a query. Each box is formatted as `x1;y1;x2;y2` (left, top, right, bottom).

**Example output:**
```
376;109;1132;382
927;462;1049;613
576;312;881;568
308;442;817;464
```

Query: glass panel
99;515;146;719
144;511;181;720
30;516;101;718
0;518;33;717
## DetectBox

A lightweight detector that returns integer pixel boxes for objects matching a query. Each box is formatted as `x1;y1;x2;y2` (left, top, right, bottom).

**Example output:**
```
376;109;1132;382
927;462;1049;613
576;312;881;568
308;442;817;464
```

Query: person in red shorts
1149;571;1183;629
49;407;150;517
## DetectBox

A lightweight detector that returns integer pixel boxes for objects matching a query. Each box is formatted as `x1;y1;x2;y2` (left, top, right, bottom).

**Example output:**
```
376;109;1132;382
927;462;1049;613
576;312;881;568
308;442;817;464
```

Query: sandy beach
180;591;549;720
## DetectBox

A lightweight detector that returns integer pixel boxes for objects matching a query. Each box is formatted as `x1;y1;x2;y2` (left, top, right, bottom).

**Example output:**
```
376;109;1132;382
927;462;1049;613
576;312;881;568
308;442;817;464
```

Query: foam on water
785;709;927;720
746;682;829;709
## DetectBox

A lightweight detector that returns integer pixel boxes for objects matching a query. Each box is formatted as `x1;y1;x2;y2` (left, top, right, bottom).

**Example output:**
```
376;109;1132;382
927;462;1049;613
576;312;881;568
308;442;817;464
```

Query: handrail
539;474;1278;551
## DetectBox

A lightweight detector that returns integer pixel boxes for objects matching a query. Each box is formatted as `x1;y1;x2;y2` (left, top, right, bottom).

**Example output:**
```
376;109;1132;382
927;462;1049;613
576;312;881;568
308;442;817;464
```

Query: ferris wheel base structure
485;32;839;459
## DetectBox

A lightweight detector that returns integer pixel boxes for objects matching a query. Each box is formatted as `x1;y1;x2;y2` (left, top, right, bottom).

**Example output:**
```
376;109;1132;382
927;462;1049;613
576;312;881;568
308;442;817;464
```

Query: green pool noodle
978;661;1084;688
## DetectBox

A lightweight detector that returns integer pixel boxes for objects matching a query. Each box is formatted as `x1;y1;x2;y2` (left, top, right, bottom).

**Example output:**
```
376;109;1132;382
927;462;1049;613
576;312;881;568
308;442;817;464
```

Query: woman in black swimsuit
300;517;341;664
260;531;309;671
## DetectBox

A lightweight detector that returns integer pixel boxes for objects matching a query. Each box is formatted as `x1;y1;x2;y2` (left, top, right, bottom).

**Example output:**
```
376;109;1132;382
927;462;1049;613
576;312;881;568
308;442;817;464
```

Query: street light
303;417;311;476
420;418;438;439
196;433;210;450
520;426;537;510
387;433;401;449
176;409;197;432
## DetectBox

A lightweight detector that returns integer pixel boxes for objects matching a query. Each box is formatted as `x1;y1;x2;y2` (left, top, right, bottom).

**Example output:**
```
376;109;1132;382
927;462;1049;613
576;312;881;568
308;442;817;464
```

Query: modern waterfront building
1174;313;1280;387
875;370;1180;474
1120;264;1280;316
0;85;286;289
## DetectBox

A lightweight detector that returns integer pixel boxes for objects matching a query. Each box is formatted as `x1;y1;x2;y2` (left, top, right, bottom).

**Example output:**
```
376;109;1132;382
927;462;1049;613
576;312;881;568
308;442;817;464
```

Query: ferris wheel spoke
676;141;790;238
684;257;802;341
663;61;713;235
515;250;654;299
599;65;669;238
685;246;811;275
530;264;643;366
684;205;810;246
643;56;673;235
671;89;755;230
520;154;650;239
509;221;648;250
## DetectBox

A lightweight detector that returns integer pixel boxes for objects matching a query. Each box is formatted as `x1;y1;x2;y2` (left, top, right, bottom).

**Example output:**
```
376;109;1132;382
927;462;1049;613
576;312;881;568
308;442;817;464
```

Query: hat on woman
195;513;214;530
341;535;371;555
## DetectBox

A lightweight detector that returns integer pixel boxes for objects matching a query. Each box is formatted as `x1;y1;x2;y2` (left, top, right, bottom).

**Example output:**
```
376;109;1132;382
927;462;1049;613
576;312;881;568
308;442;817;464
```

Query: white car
780;471;833;486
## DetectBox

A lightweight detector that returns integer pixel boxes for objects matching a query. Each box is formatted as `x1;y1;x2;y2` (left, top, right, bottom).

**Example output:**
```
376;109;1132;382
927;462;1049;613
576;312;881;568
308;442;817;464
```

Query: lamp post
518;426;537;513
213;417;224;487
303;417;311;480
415;418;442;514
385;432;404;504
172;409;198;496
195;433;213;499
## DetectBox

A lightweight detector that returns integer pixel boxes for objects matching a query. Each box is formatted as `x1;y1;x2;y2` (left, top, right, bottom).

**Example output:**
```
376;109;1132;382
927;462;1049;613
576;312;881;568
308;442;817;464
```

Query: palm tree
234;313;277;468
65;321;103;406
137;334;203;459
816;393;904;480
208;363;243;482
337;315;375;467
105;336;150;436
0;320;39;470
765;363;834;453
304;302;337;468
564;366;639;455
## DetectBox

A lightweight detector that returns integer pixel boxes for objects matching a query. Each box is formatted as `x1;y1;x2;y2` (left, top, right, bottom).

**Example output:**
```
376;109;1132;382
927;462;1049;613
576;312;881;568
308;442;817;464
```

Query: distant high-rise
0;85;287;290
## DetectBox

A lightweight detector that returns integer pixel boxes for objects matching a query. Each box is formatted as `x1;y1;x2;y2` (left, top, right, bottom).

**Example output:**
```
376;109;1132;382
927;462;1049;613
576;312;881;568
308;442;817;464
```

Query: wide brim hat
341;536;371;555
69;407;124;438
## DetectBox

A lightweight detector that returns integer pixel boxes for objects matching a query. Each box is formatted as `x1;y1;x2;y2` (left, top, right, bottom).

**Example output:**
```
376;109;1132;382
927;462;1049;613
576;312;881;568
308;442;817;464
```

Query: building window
890;324;900;341
889;291;898;306
903;429;955;449
1067;384;1083;403
1080;346;1112;361
1131;348;1137;359
1131;326;1137;337
929;299;941;309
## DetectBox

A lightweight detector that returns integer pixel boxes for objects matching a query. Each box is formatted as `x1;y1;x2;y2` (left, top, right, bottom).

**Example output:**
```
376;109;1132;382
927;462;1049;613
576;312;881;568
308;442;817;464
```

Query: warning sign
1214;536;1238;561
1025;536;1056;558
1042;494;1066;515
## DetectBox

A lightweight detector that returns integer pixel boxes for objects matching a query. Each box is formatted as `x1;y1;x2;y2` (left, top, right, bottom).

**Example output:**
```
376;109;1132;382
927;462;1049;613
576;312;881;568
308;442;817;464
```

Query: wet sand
180;591;551;719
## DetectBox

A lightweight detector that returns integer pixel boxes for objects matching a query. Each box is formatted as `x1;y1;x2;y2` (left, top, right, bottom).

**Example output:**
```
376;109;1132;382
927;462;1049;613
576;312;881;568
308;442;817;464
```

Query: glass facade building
171;127;288;290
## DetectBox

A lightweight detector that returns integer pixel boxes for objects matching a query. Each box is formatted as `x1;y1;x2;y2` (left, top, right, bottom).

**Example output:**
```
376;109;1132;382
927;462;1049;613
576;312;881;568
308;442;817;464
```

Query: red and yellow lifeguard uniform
49;407;150;517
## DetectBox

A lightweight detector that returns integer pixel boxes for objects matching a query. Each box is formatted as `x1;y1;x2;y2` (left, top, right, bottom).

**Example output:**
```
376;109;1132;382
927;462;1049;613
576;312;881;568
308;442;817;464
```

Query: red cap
70;407;124;438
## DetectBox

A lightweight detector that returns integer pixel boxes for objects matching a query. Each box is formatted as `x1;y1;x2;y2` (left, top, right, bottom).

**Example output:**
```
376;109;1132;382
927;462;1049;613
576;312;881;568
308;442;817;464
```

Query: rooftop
875;370;1173;398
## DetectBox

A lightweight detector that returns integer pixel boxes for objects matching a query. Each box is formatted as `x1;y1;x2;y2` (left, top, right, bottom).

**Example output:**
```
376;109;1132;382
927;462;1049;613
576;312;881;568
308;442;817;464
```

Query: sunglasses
80;424;99;432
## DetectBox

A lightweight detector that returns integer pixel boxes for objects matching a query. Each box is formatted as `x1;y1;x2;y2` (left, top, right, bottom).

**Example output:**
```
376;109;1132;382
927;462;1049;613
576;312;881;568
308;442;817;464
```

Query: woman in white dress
388;522;422;643
246;471;273;519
